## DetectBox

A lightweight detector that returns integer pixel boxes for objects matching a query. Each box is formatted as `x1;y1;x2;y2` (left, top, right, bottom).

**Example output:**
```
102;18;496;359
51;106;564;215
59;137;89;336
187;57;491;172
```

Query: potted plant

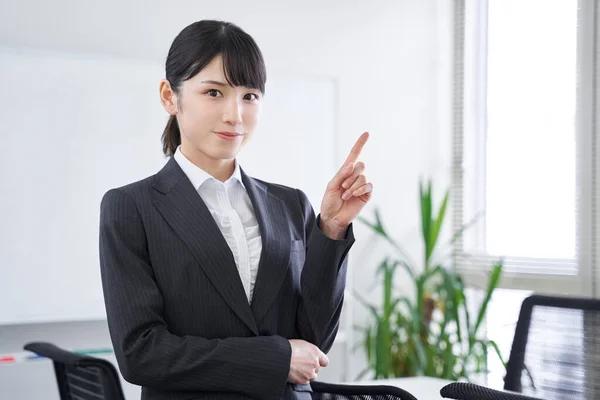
354;178;505;381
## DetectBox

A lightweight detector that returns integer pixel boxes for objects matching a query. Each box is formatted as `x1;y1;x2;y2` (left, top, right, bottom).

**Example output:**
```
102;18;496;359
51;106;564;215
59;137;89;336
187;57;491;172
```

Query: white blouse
174;146;262;303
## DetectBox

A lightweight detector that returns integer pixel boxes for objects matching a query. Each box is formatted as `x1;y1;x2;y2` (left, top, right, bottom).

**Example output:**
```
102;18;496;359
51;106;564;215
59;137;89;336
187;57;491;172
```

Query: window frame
451;0;599;296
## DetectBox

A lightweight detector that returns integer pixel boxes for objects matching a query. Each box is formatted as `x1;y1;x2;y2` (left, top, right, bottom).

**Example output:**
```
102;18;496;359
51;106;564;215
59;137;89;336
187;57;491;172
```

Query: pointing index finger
343;132;369;165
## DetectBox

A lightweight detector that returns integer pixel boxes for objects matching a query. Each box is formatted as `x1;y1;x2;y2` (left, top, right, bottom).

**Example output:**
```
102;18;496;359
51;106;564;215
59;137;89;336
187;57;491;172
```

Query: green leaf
382;261;398;319
374;207;385;230
453;276;466;352
420;179;433;270
472;261;503;336
428;189;450;266
442;336;457;379
448;209;485;246
428;208;485;267
365;325;373;362
394;259;417;281
357;210;385;236
375;319;391;378
358;210;416;266
375;257;391;279
395;298;421;337
485;339;507;368
454;274;471;337
409;332;427;370
396;296;416;316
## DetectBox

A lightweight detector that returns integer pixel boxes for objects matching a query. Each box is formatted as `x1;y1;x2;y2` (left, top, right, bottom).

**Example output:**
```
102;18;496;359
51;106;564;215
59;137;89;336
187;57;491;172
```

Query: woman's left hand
319;132;373;239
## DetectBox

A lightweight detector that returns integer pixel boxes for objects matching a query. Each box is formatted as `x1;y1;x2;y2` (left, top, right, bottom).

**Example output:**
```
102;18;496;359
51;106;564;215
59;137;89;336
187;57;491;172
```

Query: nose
222;97;243;125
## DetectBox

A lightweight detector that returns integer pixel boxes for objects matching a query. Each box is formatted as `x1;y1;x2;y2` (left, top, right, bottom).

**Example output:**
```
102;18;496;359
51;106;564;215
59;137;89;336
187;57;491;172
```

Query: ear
159;79;178;115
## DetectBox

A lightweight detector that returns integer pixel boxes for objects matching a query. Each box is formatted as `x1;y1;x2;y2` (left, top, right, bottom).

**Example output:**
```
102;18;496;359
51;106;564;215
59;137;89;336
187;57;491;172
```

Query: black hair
161;20;266;156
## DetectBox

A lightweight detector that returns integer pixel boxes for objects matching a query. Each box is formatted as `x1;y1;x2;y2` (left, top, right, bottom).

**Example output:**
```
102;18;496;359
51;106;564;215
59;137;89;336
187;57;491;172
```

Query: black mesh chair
440;382;542;400
503;294;600;400
440;382;543;400
310;381;418;400
23;341;126;400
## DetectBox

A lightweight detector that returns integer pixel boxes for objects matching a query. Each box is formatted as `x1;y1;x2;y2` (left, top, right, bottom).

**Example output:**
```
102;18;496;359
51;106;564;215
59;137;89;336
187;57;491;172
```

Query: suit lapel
151;158;258;335
241;170;292;324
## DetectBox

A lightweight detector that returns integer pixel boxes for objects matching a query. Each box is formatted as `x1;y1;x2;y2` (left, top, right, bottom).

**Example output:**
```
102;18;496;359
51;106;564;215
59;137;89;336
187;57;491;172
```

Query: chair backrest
23;342;126;400
310;381;418;400
440;382;543;400
504;294;600;400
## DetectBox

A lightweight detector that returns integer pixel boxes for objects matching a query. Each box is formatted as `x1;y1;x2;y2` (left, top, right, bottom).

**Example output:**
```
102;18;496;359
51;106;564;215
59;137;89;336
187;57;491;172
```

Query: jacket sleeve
294;189;355;353
99;188;291;400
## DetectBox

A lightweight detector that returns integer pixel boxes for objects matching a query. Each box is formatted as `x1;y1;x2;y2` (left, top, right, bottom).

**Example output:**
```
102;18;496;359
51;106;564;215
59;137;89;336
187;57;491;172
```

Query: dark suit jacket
99;157;354;400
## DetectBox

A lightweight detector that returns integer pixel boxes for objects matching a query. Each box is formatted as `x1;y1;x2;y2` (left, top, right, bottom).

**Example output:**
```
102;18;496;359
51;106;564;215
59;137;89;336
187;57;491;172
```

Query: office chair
310;380;418;400
440;382;543;400
503;294;600;400
23;341;126;400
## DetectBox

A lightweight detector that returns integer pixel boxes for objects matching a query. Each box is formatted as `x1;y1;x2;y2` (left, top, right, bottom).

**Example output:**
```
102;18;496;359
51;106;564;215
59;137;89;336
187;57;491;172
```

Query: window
452;0;599;296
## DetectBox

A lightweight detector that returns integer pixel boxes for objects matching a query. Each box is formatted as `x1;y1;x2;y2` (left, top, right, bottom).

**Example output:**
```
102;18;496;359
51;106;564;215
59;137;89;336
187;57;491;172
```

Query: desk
351;377;453;399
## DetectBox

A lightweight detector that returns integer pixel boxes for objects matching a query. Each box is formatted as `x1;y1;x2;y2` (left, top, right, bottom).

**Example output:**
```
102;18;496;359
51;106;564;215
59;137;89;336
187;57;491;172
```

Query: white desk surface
350;376;453;399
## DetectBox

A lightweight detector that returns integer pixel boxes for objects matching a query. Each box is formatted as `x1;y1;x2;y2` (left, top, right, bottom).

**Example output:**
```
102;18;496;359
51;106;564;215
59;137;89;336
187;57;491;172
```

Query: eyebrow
200;80;228;86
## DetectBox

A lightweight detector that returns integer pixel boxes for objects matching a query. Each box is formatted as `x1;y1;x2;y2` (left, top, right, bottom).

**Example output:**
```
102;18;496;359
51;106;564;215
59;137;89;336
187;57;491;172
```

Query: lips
214;131;243;141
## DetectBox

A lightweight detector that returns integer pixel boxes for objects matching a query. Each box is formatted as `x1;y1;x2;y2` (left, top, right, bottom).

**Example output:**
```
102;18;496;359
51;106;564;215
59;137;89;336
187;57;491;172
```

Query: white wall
0;0;453;397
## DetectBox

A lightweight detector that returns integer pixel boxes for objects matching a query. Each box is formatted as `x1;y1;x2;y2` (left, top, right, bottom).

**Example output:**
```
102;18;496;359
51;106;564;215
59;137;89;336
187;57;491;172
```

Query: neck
180;145;235;183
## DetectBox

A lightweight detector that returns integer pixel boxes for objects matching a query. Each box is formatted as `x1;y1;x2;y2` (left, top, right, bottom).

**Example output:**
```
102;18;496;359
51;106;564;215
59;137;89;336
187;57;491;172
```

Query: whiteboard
0;47;337;325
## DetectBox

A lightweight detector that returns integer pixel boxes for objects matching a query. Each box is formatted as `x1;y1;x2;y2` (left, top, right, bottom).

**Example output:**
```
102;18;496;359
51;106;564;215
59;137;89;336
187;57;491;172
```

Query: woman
99;20;372;400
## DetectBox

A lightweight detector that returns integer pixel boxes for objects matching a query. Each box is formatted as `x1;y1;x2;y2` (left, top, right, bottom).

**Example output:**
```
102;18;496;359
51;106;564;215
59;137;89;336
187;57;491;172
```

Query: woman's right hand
288;339;329;384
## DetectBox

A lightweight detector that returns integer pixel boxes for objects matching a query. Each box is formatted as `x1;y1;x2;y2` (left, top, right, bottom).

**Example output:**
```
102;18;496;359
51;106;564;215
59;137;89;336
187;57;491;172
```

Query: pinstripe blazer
99;157;354;400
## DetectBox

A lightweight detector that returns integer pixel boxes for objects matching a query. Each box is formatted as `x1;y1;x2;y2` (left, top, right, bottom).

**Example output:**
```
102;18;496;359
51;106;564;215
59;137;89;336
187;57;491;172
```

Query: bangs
219;31;267;94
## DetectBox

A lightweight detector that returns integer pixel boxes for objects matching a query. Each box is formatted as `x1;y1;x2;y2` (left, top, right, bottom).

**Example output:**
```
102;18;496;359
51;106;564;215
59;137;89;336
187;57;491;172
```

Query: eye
206;89;222;97
244;93;260;101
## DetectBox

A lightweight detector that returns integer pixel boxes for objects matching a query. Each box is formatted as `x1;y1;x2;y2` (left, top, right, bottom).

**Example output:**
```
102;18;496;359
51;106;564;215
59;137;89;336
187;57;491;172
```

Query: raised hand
319;132;373;239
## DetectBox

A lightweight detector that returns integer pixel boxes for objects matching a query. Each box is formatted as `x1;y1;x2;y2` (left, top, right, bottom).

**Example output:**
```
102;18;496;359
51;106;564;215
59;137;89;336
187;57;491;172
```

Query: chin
211;149;240;161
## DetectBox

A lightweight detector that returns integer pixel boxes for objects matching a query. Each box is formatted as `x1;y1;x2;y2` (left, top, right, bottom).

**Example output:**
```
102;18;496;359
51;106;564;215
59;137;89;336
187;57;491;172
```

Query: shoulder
100;174;156;213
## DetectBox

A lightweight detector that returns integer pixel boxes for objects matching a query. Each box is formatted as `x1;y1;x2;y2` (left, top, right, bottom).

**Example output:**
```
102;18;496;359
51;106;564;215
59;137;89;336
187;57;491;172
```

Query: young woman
99;20;372;400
